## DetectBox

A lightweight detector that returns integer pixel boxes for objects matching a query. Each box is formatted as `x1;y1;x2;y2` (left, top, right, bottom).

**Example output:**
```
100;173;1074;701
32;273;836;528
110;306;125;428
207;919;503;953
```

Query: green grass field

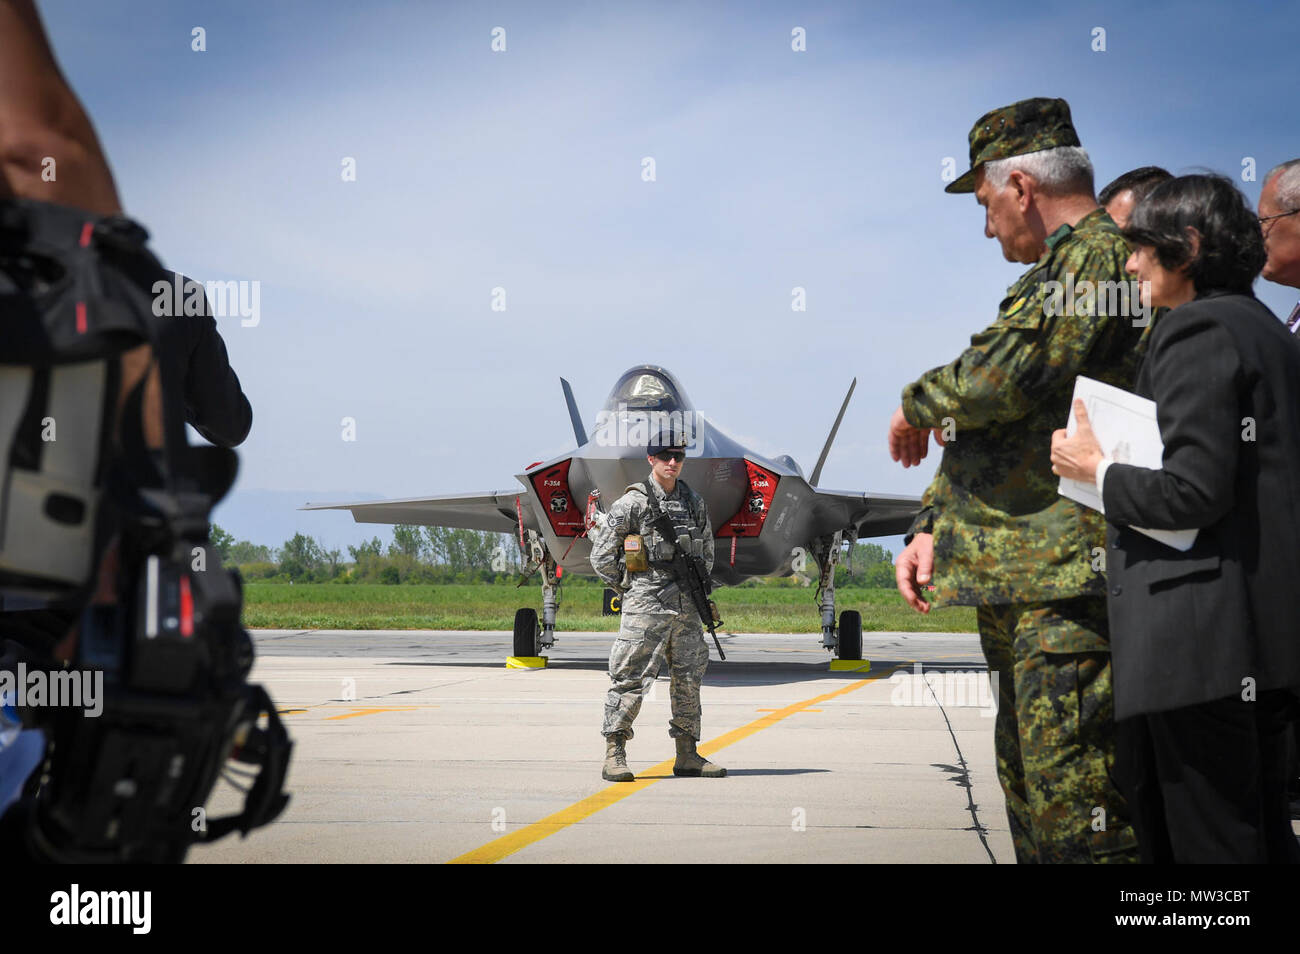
241;582;977;633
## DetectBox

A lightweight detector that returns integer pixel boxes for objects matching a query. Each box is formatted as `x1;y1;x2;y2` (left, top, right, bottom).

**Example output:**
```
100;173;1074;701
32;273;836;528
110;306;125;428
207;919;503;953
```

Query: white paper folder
1058;375;1198;552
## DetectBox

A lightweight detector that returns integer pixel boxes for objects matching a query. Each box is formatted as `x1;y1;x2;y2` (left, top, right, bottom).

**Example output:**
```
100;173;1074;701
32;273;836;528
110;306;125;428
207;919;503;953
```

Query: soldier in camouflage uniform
589;437;724;782
889;98;1156;863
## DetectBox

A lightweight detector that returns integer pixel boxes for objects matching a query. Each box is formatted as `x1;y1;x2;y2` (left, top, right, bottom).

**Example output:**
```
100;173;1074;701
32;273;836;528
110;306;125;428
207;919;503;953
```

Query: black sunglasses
653;451;685;462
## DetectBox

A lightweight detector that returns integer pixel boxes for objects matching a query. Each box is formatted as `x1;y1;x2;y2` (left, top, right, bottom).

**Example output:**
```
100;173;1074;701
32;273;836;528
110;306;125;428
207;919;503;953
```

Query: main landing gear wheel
837;610;862;660
513;608;539;657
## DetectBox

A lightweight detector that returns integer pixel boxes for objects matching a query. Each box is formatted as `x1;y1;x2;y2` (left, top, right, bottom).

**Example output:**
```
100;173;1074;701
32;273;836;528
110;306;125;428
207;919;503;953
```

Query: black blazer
1101;291;1300;719
155;274;252;448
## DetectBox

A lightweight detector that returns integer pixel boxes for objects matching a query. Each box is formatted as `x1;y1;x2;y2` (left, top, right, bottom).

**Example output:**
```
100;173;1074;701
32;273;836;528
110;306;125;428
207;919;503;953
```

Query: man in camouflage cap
589;433;724;782
888;97;1154;863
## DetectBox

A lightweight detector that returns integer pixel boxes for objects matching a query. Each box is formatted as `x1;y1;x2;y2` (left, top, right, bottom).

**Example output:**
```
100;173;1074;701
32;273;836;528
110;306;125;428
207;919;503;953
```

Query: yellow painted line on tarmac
756;708;822;712
323;706;425;721
277;704;441;720
447;667;902;865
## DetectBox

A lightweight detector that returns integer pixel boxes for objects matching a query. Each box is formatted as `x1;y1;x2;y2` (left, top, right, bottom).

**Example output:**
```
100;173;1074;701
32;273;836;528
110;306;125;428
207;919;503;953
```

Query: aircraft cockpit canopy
602;367;694;415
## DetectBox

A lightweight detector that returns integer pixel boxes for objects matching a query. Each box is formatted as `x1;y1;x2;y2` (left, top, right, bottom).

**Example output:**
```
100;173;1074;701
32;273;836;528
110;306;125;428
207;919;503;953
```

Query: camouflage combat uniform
590;473;714;742
902;98;1156;863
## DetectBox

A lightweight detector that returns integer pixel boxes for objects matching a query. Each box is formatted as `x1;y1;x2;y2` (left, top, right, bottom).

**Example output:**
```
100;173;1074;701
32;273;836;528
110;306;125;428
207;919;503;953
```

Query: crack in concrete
923;670;997;864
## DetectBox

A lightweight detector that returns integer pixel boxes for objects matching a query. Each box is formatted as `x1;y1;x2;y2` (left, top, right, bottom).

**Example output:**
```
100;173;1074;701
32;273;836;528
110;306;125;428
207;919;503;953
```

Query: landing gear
515;529;560;657
811;529;865;661
539;554;560;651
811;530;844;654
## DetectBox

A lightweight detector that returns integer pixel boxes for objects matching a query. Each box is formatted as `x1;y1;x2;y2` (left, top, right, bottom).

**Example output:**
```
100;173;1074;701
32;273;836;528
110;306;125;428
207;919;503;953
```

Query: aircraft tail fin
809;378;855;487
561;377;587;446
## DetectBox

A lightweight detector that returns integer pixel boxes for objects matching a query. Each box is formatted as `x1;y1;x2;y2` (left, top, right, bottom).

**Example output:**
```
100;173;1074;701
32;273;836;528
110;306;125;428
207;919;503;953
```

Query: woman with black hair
1050;174;1300;863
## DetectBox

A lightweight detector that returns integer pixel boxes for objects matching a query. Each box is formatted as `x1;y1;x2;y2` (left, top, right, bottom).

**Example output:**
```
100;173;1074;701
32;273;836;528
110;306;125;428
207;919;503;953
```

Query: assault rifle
641;484;725;661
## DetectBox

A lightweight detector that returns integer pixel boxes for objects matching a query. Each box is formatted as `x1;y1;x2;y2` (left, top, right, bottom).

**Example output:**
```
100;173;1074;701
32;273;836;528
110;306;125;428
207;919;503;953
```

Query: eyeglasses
654;451;685;463
1260;208;1300;239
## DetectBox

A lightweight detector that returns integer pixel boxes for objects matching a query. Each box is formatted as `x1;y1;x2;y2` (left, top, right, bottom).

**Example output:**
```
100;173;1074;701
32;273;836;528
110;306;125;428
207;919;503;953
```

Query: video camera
0;198;291;862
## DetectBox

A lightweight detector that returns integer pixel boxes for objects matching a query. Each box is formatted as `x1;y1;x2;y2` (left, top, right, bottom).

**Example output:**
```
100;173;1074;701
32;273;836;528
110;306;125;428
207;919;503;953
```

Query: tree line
209;524;897;587
209;524;523;584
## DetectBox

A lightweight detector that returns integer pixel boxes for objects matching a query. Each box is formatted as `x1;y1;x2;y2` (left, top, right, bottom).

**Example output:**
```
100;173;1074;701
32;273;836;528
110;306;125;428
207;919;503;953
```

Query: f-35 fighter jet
304;365;920;659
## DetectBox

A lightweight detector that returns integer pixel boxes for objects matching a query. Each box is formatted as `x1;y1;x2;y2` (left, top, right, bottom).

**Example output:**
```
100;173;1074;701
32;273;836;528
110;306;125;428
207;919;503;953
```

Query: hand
1050;399;1104;483
888;406;937;468
895;532;934;614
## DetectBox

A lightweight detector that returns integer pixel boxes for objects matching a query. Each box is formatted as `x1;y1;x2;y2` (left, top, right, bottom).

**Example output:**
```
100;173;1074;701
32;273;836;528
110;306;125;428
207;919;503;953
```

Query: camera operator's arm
0;0;122;214
183;309;253;448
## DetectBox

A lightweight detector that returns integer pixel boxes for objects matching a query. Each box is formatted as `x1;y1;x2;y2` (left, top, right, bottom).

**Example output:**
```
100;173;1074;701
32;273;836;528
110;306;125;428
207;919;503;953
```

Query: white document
1058;375;1198;552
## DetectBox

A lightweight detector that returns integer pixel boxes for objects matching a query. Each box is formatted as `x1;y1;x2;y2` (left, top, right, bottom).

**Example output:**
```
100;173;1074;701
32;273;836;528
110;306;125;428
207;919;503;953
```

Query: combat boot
673;737;726;777
602;734;635;782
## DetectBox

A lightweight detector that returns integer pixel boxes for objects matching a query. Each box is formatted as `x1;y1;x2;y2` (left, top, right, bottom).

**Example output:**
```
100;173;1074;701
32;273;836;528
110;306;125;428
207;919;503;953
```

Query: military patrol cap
647;423;688;456
946;97;1082;194
647;437;687;456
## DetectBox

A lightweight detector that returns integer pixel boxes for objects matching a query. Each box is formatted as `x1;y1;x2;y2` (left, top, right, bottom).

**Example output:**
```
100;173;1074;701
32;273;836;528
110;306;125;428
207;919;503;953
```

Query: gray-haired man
889;97;1147;863
1259;159;1300;331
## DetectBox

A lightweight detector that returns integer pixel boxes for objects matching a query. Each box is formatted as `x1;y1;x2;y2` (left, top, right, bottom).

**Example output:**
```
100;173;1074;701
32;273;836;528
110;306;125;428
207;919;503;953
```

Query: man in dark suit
1051;174;1300;862
1257;158;1300;820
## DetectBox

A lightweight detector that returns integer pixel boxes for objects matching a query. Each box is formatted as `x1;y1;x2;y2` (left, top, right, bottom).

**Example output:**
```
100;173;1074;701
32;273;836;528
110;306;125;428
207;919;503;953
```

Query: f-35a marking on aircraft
304;366;920;660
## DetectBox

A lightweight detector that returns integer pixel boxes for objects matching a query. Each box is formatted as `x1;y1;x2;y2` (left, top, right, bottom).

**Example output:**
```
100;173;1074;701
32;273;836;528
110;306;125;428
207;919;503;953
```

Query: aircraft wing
301;490;533;534
809;487;923;538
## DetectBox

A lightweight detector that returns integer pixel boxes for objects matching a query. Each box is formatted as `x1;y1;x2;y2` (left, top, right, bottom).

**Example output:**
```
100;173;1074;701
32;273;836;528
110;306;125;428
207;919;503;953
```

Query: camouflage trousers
977;596;1139;864
602;610;708;742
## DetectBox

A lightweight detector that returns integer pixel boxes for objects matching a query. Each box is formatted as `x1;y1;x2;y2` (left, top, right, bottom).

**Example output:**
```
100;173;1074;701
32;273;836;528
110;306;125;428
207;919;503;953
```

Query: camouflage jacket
589;473;714;617
901;207;1156;608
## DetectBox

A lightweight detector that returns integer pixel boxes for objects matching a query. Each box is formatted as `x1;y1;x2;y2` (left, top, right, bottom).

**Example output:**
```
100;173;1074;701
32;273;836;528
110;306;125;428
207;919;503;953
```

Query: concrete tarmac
191;629;1013;864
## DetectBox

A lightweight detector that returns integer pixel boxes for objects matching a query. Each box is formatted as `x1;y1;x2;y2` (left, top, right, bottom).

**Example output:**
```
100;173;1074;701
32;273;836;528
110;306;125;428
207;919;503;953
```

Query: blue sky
37;0;1300;554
